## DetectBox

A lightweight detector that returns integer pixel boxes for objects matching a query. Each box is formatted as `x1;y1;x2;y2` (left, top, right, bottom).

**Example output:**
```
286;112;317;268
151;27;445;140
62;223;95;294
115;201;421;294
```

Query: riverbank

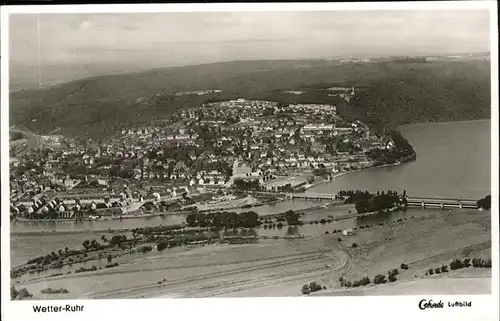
305;160;411;192
11;233;313;279
11;194;287;225
12;208;491;299
302;178;327;190
11;204;419;273
13;211;171;223
10;202;340;237
7;201;427;237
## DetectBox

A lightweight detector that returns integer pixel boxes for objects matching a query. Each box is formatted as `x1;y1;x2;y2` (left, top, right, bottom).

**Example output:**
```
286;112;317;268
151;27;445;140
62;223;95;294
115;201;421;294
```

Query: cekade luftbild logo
418;299;445;310
418;299;472;310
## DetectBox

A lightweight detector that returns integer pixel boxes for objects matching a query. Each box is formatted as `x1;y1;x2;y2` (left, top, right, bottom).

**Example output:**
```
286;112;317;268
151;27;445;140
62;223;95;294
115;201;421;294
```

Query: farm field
13;209;491;299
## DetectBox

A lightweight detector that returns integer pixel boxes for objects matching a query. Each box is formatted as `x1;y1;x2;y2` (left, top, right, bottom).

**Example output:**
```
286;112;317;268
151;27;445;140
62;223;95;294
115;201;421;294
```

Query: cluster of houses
136;168;228;187
10;98;400;220
175;89;222;96
40;135;64;147
281;103;337;114
11;183;146;218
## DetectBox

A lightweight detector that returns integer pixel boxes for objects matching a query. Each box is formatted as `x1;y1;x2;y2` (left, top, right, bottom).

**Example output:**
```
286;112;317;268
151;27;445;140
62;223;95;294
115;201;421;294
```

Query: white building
342;228;354;236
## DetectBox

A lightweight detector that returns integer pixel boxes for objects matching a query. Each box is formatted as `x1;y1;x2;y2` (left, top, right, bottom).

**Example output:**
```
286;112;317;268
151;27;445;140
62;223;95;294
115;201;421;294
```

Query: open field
12;209;491;299
313;270;491;296
221;210;492;298
336;210;491;281
264;176;309;189
13;240;347;299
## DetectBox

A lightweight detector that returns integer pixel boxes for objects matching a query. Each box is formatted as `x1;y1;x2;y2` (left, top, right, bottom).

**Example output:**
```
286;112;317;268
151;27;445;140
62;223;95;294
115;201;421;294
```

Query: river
10;199;322;234
10;120;491;267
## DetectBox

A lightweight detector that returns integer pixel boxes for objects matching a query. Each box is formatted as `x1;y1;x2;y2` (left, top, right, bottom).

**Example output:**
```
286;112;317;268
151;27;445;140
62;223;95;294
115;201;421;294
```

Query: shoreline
398;118;490;128
11;195;286;224
10;198;286;227
304;161;408;192
10;205;457;237
9;206;324;236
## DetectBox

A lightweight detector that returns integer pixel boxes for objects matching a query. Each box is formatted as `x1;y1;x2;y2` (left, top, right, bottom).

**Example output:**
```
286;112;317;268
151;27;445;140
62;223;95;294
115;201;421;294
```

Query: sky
8;10;491;86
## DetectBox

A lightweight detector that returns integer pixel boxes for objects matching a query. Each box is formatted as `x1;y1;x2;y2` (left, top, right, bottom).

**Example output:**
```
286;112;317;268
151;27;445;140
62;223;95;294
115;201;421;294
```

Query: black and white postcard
1;2;498;321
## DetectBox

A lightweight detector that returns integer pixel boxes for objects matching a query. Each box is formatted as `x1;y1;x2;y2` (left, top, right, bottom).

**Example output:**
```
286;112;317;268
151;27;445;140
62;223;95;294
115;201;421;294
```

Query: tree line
186;211;260;228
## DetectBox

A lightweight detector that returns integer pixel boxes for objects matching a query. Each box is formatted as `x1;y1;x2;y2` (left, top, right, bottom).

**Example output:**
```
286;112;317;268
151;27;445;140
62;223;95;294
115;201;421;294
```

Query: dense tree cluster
338;190;405;214
312;166;328;177
365;130;415;165
109;235;128;246
340;276;371;288
426;258;491;277
10;131;25;141
373;275;387;284
471;258;492;268
275;183;295;193
301;281;325;295
477;195;491;210
156;235;222;251
41;288;69;294
185;211;260;228
355;193;403;214
338;190;372;203
342;263;412;289
75;266;98;273
82;239;102;250
283;210;301;225
234;179;261;191
387;268;399;282
11;286;33;300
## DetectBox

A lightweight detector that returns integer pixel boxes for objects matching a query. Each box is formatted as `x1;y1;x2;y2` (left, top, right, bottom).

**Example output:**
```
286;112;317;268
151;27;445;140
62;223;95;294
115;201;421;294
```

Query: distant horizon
9;51;492;92
8;10;490;90
13;49;492;68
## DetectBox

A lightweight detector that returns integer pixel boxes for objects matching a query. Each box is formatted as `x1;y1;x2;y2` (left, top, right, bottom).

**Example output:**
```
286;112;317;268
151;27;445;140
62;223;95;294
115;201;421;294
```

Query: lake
308;120;491;199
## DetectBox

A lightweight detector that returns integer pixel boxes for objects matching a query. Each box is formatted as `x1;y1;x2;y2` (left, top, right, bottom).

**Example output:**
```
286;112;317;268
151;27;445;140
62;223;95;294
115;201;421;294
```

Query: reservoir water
309;120;491;198
10;120;491;267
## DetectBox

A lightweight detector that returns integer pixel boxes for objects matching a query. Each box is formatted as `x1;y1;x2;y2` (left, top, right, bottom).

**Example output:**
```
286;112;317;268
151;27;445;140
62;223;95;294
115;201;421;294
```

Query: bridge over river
287;193;479;209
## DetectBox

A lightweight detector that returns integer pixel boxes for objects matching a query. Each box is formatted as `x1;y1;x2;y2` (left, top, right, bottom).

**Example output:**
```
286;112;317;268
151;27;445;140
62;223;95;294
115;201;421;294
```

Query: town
10;95;409;222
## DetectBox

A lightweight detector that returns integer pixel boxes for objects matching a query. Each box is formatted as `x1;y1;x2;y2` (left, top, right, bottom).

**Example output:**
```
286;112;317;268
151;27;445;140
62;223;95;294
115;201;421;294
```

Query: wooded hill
9;58;491;139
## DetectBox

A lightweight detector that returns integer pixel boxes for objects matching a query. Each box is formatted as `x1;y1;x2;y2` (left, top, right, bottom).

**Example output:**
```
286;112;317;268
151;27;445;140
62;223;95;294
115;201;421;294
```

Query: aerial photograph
7;9;492;300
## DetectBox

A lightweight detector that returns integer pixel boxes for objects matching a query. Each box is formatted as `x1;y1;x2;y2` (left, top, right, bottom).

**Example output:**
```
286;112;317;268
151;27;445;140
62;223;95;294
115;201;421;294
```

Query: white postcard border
1;2;498;321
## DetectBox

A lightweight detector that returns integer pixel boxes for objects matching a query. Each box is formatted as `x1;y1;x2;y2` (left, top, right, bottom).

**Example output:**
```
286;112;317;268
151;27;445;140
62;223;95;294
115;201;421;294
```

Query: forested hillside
9;59;490;139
